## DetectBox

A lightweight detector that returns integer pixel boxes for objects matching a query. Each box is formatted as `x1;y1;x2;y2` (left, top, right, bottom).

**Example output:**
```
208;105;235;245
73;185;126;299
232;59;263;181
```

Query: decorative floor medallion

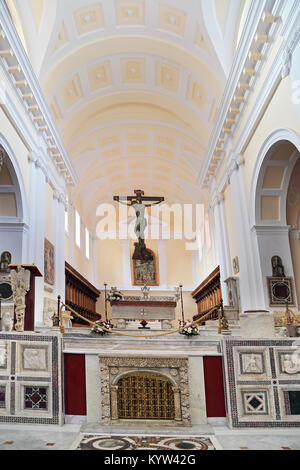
77;434;216;451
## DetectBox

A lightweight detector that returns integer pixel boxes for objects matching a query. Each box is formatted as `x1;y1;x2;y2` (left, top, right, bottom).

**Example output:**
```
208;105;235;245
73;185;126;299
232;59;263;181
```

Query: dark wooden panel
65;262;101;325
203;356;226;418
64;354;87;416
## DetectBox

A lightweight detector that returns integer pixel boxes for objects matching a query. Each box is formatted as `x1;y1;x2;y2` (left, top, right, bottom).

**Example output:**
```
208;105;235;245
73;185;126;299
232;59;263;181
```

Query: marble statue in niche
272;256;285;278
0;252;11;272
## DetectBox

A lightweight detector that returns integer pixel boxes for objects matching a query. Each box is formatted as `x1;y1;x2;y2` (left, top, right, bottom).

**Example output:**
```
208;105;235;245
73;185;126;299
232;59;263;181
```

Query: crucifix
113;190;164;261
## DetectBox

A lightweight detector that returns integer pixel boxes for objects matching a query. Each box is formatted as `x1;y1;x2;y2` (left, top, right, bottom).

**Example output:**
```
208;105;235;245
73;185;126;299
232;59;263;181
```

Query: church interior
0;0;300;452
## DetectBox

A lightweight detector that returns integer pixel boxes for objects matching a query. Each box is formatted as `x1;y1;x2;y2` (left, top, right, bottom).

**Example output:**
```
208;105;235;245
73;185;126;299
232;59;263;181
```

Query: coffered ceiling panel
73;3;104;36
115;0;145;26
61;73;83;108
7;0;245;221
121;57;146;83
88;60;112;91
158;4;187;37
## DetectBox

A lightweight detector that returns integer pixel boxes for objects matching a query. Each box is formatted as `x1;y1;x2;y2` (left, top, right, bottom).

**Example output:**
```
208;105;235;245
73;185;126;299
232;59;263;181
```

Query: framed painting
132;249;159;286
44;239;55;286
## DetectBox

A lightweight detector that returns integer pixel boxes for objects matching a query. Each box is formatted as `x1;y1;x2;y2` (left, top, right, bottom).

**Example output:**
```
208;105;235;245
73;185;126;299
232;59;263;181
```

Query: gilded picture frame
132;249;159;286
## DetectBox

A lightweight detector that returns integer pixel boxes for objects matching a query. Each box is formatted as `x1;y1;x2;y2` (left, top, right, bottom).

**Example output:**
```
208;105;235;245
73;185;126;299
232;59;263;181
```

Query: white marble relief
23;348;47;371
1;310;14;332
0;341;7;368
241;353;264;374
282;353;300;374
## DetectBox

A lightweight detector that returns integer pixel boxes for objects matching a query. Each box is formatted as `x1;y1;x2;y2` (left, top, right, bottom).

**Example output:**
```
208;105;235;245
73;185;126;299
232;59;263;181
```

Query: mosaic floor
76;434;218;451
1;425;300;450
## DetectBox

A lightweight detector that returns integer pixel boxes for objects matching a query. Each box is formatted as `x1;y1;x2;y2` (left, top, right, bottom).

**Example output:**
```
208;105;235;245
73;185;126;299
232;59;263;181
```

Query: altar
110;296;177;330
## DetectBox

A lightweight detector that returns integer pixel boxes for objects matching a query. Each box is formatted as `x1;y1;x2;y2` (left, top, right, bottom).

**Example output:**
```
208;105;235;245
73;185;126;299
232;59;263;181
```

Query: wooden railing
65;262;101;325
192;266;222;323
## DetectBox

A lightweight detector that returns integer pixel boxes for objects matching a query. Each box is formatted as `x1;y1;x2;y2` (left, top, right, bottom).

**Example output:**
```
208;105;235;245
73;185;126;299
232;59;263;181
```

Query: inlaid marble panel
223;339;300;428
0;333;62;424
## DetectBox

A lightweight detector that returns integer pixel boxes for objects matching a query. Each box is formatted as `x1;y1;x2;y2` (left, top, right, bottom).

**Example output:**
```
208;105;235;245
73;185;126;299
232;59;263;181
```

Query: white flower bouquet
107;287;123;302
91;320;114;336
179;321;200;337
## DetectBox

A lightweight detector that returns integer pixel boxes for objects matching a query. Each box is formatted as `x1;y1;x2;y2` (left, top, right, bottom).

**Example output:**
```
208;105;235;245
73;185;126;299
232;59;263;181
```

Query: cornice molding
198;0;286;188
251;224;292;235
209;3;300;201
0;1;78;187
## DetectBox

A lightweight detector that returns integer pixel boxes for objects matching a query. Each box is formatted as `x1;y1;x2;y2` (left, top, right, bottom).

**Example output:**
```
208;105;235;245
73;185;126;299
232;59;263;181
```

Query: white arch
250;128;300;227
0;133;29;224
111;369;178;387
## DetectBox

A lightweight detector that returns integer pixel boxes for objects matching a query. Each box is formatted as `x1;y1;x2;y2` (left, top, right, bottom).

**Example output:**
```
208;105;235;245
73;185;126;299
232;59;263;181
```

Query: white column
212;193;231;305
121;239;131;287
228;155;265;311
209;208;218;268
157;239;167;288
191;249;200;290
28;154;46;326
80;220;85;276
91;233;99;287
68;201;75;266
53;190;66;302
27;153;39;264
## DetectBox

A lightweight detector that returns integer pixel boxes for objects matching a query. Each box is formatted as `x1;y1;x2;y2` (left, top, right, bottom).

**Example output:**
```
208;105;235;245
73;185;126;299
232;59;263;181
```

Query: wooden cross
113;189;164;207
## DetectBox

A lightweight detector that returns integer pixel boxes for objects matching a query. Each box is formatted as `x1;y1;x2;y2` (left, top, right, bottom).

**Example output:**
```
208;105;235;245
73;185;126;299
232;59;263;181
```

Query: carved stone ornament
0;341;7;367
99;355;191;427
281;47;292;79
10;266;31;332
0;147;5;173
23;348;47;371
242;353;264;374
43;298;57;327
282;353;300;374
1;310;14;332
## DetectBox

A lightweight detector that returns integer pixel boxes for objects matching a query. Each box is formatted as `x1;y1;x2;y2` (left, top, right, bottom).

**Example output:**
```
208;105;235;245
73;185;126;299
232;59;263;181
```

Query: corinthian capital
281;47;292;79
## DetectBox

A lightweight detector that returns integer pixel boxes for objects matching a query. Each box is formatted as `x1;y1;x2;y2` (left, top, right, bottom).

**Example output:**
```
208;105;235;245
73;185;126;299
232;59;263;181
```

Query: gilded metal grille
117;373;175;420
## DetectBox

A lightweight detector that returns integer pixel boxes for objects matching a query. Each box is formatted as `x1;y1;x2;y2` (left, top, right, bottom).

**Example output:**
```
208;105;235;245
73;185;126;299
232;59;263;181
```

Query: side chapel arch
0;134;29;264
250;129;300;310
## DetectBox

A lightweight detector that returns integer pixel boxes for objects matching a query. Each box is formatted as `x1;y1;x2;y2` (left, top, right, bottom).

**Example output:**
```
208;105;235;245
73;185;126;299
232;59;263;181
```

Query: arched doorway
117;372;175;420
251;133;300;311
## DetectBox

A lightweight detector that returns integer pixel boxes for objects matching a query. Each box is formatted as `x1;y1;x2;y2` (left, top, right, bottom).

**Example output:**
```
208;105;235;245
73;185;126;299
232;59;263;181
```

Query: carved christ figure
114;190;164;243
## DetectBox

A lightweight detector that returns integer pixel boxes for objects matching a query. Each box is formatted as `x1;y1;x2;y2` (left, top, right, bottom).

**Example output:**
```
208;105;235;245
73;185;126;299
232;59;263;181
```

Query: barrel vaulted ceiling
7;0;246;227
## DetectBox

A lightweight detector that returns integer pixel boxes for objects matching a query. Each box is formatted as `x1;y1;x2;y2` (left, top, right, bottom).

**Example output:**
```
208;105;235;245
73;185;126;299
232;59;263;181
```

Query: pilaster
227;154;265;312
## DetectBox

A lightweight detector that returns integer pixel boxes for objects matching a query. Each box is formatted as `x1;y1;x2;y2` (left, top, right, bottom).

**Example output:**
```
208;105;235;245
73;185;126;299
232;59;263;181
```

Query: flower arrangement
179;321;200;337
107;287;123;302
91;320;114;336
